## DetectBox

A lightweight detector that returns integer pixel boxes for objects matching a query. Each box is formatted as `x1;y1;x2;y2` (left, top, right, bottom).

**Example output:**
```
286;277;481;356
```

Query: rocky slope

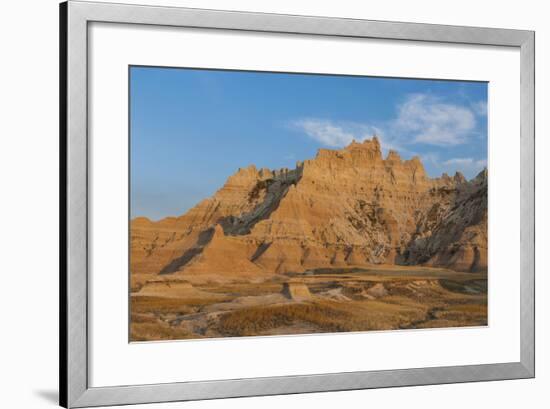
131;137;487;285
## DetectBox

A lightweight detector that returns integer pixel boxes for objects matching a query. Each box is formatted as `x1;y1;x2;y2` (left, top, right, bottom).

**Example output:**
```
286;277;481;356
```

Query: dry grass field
129;265;487;341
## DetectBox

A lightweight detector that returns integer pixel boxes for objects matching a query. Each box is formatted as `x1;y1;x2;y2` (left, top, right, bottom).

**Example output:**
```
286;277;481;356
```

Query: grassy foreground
130;266;487;341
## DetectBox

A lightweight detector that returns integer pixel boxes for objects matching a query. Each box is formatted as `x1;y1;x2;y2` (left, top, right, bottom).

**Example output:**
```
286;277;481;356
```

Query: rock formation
282;281;312;301
131;137;487;285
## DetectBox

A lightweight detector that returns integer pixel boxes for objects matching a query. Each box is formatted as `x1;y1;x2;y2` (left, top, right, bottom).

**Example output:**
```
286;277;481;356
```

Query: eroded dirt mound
282;281;312;301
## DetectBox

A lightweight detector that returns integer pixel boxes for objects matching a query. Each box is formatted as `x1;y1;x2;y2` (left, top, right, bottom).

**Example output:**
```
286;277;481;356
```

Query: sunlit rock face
131;137;487;285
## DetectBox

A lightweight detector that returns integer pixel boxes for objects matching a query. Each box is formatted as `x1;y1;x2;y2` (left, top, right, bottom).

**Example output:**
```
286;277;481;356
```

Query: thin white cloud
420;153;487;179
421;152;442;166
292;93;481;150
441;157;487;176
443;157;484;167
471;100;488;116
394;94;476;146
291;119;382;148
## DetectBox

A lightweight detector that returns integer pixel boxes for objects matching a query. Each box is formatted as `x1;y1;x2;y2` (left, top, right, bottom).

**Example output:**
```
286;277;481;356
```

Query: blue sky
130;66;487;220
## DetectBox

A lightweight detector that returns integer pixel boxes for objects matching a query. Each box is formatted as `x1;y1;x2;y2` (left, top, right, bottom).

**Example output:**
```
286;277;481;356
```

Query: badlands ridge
131;136;487;287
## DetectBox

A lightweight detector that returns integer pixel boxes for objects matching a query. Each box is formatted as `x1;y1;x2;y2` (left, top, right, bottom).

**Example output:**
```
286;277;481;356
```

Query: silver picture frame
60;1;535;407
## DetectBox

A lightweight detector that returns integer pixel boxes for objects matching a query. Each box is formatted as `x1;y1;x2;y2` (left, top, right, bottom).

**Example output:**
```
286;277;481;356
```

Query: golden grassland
129;267;488;341
131;321;195;341
131;294;229;315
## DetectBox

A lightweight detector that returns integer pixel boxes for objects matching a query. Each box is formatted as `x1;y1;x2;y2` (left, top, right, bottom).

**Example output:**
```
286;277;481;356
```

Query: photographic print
129;67;488;341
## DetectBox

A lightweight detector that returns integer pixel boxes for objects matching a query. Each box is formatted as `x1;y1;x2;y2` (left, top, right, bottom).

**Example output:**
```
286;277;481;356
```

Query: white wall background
0;0;547;408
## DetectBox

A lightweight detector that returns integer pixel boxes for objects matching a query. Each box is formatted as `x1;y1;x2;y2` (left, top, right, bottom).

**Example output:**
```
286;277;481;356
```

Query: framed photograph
60;1;534;407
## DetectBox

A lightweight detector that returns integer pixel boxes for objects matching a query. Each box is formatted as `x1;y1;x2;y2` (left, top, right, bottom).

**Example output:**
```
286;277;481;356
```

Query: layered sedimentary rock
131;137;487;284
